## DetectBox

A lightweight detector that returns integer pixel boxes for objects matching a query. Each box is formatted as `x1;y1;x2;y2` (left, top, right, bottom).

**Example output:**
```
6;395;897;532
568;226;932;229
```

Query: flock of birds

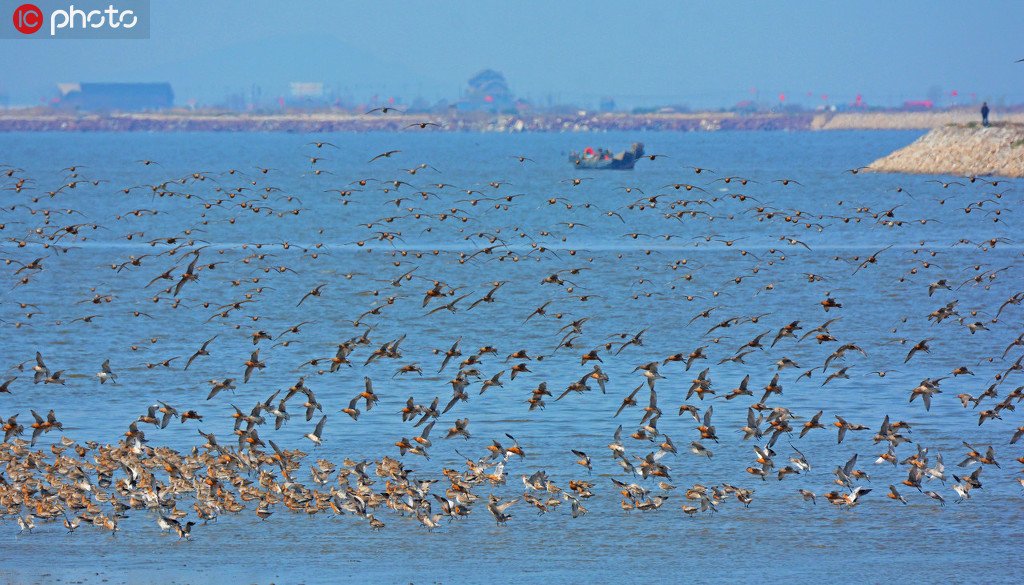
0;123;1022;541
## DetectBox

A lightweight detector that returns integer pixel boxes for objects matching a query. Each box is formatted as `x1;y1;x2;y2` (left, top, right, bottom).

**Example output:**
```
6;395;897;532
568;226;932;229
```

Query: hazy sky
2;0;1022;108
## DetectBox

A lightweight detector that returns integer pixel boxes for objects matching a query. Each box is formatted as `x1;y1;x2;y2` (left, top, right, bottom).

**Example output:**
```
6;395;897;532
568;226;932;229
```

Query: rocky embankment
0;110;813;132
868;123;1024;178
0;109;1021;133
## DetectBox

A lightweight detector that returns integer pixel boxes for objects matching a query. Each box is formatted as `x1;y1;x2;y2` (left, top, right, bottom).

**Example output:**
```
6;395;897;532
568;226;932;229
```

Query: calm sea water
1;130;1022;584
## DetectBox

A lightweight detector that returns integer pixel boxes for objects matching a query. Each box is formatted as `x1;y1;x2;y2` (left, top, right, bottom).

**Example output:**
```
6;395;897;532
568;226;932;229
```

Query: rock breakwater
868;123;1024;178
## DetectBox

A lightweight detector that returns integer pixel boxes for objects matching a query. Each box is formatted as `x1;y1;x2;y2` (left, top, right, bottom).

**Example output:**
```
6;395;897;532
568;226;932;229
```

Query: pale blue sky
2;0;1022;107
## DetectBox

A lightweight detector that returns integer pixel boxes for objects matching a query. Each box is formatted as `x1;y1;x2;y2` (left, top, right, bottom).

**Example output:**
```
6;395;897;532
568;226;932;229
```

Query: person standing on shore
981;102;990;127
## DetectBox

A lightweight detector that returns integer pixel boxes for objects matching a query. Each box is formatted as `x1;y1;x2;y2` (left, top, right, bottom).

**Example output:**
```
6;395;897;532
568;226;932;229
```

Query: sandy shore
868;123;1024;178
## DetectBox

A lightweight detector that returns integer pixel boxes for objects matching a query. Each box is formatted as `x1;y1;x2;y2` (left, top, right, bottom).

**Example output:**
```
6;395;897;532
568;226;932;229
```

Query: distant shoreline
0;109;1020;133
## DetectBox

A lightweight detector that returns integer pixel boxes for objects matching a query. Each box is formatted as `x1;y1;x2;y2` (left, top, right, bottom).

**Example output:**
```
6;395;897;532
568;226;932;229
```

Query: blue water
1;130;1022;584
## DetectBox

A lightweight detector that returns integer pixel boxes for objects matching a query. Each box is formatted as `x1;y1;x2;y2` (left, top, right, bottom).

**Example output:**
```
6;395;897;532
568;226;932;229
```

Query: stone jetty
868;123;1024;178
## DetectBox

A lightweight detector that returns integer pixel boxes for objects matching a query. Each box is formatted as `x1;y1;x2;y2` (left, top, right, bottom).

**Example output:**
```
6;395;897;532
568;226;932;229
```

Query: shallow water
0;130;1022;584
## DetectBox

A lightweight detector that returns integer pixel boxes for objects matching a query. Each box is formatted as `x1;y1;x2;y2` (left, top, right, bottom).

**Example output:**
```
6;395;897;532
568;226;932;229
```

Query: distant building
289;82;324;99
456;69;514;112
903;100;934;111
57;83;174;111
285;82;336;109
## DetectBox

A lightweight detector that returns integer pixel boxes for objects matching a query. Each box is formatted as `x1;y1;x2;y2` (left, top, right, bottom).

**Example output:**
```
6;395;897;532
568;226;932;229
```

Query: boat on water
569;142;645;170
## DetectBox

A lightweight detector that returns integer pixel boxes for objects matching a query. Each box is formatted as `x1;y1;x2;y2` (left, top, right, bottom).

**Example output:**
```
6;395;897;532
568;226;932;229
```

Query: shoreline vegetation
1;108;1022;133
868;123;1024;178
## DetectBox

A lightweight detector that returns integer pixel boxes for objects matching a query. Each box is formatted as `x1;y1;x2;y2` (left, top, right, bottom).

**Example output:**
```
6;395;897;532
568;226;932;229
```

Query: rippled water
1;130;1022;584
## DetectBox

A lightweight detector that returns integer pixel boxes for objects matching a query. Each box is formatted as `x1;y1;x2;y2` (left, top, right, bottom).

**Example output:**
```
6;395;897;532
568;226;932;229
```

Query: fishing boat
568;143;645;170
